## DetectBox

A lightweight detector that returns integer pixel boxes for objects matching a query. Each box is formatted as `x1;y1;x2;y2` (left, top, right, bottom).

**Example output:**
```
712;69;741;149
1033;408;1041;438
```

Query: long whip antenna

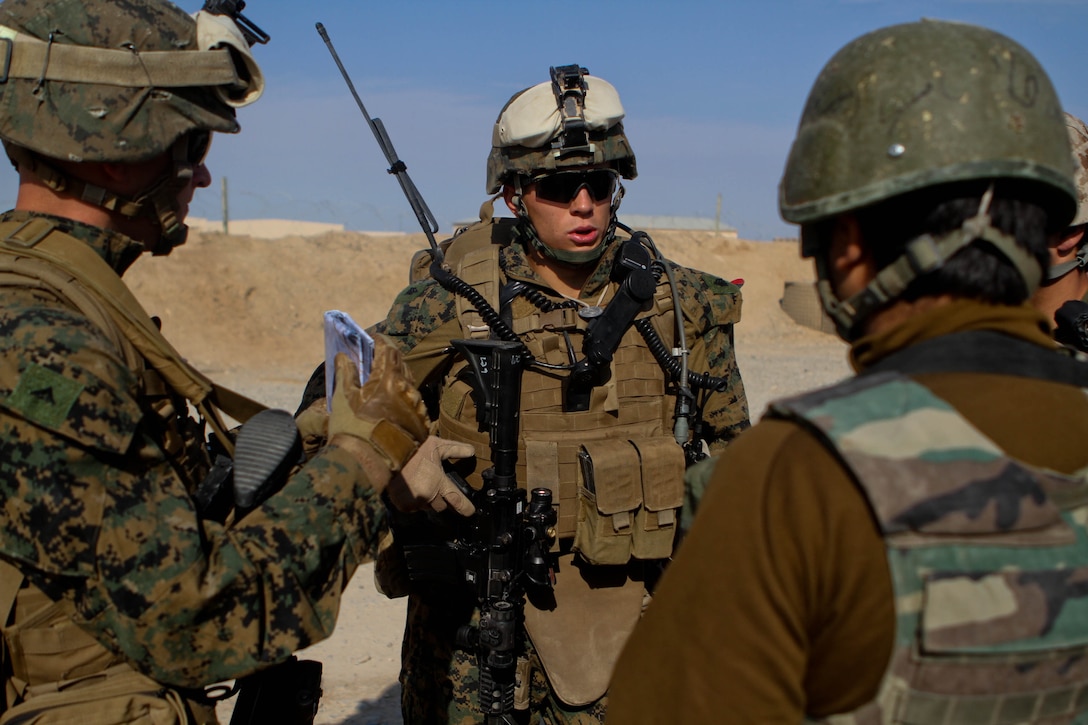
315;22;442;258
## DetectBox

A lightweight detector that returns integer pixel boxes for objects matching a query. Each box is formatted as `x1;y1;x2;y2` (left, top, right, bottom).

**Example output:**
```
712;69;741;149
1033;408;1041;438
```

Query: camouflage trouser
399;593;608;724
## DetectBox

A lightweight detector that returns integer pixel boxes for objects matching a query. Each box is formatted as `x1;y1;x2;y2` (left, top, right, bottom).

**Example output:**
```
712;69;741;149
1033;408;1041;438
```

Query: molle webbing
775;374;1088;725
455;242;503;339
0;217;264;452
438;225;680;538
441;394;671;538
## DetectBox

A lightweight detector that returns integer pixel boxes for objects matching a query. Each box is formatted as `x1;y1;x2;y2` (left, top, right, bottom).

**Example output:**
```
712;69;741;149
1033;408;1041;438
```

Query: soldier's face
175;159;212;224
103;140;212;253
506;173;612;257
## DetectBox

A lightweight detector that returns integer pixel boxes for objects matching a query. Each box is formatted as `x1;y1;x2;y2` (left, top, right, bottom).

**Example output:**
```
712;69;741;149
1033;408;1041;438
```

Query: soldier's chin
149;224;189;256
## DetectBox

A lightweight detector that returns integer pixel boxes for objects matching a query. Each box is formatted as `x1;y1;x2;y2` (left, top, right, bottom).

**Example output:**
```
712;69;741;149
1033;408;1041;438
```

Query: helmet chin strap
510;176;626;265
814;185;1042;342
1044;239;1088;282
4;139;195;254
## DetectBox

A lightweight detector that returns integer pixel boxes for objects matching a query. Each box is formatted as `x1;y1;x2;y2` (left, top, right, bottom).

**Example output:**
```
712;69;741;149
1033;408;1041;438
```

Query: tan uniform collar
850;299;1055;373
499;228;624;300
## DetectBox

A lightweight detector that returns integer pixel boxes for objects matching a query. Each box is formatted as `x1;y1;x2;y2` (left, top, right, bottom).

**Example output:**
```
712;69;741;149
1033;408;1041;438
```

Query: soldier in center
373;65;750;722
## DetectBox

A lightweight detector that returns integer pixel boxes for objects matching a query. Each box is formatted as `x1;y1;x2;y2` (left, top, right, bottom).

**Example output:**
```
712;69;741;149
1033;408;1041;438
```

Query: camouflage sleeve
0;304;387;688
673;264;751;452
372;277;463;389
79;444;384;688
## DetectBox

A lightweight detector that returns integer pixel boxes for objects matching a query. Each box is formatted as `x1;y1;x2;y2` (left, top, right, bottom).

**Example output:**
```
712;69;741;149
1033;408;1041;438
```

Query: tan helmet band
0;25;241;90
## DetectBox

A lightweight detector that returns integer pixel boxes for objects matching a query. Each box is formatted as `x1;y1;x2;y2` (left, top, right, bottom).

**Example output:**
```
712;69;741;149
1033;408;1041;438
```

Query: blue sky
5;0;1087;240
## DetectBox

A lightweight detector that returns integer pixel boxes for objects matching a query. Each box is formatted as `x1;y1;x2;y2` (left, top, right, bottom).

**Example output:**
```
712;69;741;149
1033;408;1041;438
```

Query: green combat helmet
0;0;265;252
487;64;637;265
778;19;1077;338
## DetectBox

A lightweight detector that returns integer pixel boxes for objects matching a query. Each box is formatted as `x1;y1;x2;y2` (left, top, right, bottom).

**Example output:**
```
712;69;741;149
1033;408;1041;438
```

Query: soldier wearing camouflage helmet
1032;112;1088;349
0;0;434;721
344;64;750;723
610;19;1088;723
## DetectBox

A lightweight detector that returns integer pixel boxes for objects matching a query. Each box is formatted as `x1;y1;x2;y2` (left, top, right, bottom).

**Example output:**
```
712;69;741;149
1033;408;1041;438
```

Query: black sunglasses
530;169;618;204
185;131;212;166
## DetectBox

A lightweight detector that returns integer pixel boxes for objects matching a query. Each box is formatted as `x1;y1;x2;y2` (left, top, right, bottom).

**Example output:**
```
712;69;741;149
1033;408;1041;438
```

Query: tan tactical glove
327;336;429;486
386;435;477;517
295;398;329;460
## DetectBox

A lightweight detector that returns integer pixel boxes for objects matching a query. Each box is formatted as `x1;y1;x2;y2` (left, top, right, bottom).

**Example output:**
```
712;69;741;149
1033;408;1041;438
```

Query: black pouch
229;657;322;725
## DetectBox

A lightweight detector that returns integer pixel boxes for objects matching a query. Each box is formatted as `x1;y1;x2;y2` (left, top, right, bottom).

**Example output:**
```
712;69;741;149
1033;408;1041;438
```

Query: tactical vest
770;372;1088;725
0;216;261;723
427;218;686;566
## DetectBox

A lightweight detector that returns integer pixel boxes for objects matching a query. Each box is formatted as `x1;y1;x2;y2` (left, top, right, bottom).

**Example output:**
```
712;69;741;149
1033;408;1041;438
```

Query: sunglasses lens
584;171;617;199
187;131;211;165
533;170;616;203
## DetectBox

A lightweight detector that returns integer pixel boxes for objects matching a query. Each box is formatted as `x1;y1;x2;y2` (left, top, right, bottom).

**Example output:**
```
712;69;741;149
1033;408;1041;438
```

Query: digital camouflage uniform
374;218;749;724
0;1;429;722
0;208;393;718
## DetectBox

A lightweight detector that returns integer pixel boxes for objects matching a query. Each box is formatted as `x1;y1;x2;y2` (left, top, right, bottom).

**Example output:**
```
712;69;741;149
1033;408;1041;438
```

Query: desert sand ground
124;225;852;724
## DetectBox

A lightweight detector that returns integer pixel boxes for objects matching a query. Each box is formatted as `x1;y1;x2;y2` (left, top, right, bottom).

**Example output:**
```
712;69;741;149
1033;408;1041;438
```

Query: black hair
808;180;1052;306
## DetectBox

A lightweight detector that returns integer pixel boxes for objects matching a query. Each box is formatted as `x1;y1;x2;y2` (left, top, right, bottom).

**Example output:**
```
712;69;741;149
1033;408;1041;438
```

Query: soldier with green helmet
609;19;1088;723
1032;112;1088;349
0;0;435;721
363;64;750;723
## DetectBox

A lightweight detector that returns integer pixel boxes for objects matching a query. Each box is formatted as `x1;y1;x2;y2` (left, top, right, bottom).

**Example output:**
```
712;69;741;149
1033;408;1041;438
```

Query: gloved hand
386;435;477;517
327;336;429;482
295;398;329;460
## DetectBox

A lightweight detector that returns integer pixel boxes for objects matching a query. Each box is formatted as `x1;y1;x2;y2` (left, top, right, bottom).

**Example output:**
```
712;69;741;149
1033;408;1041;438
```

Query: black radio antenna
315;22;442;260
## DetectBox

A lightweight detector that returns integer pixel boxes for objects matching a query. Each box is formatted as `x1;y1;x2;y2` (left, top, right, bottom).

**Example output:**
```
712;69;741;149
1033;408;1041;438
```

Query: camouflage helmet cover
779;19;1077;230
0;0;263;164
1065;113;1088;227
486;71;637;195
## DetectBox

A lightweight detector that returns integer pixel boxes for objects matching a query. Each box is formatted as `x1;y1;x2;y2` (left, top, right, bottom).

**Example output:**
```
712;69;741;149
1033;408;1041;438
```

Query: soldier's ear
828;214;877;297
99;152;172;197
503;184;518;216
100;161;131;186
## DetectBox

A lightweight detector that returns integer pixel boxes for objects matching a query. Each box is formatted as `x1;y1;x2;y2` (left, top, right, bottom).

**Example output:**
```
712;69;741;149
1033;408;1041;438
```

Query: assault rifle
448;339;557;723
1055;299;1088;354
201;0;270;46
315;27;558;722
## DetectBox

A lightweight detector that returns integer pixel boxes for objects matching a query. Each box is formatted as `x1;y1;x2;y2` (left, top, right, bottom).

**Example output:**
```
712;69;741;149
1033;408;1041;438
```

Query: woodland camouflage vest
424;218;686;564
771;372;1088;725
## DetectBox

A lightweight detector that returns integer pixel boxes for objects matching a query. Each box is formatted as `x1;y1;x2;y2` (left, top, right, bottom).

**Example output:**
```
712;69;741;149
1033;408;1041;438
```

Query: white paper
324;310;374;410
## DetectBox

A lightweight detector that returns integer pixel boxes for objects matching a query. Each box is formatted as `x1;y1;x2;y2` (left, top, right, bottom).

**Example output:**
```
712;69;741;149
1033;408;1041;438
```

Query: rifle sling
0;218;265;452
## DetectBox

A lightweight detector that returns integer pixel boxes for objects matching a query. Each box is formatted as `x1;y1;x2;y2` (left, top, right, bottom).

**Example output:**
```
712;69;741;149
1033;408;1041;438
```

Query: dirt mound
125;227;825;383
